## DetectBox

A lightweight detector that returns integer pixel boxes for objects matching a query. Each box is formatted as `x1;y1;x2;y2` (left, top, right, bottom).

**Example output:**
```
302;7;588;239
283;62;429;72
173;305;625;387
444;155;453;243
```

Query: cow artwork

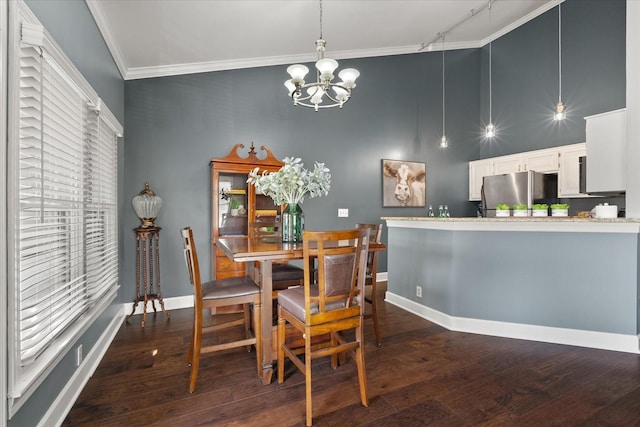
382;160;426;207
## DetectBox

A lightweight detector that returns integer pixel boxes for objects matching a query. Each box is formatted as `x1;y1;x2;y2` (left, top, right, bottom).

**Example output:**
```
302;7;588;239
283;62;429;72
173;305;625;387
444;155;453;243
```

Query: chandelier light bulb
338;68;360;88
332;84;349;103
287;64;309;84
284;79;296;96
316;58;338;81
440;135;448;148
485;123;495;138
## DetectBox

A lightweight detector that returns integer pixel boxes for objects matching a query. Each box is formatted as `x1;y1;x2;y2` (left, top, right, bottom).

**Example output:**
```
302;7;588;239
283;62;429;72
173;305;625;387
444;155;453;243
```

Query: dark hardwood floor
63;283;640;426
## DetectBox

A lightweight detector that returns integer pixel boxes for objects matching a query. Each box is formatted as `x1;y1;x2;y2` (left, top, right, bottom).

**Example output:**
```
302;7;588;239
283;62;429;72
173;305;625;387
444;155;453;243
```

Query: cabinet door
493;155;524;175
524;149;559;173
469;159;494;201
217;172;249;236
558;143;587;197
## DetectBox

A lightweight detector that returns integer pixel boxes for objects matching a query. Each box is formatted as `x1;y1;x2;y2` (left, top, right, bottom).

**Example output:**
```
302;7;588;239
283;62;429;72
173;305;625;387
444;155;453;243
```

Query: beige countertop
381;216;640;233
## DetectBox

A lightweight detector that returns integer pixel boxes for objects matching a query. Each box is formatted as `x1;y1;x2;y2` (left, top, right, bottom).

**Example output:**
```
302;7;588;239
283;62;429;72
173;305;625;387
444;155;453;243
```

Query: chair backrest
355;223;382;277
302;228;369;322
181;227;203;304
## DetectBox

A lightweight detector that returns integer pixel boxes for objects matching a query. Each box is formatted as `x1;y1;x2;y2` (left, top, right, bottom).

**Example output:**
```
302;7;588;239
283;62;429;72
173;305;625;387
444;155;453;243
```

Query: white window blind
7;3;122;412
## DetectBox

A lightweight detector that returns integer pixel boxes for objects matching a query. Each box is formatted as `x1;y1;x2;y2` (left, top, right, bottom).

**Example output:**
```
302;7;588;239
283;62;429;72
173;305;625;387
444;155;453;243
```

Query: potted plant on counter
512;204;528;217
495;203;510;217
551;203;569;217
532;203;549;217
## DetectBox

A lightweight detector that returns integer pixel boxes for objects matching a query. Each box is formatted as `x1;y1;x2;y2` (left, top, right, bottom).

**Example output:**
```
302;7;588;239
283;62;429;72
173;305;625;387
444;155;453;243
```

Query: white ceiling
86;0;558;80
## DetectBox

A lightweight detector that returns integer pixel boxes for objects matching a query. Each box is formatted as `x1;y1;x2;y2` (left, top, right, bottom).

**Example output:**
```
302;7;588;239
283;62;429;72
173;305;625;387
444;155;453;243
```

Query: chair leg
355;325;369;407
243;303;252;352
253;298;263;378
277;307;286;384
188;311;196;366
370;280;381;345
330;332;339;369
305;326;313;427
189;308;203;393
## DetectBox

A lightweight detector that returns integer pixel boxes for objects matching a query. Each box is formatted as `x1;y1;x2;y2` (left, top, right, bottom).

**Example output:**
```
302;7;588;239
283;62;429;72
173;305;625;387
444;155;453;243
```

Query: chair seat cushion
272;263;304;281
202;276;260;300
277;285;349;322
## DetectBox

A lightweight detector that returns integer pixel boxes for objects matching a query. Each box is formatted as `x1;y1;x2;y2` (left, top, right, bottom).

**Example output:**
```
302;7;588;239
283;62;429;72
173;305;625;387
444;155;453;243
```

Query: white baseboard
385;291;640;354
39;311;124;427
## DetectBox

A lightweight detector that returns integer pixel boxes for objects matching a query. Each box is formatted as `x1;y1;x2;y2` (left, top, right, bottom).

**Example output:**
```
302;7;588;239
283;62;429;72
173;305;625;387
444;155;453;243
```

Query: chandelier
284;0;360;111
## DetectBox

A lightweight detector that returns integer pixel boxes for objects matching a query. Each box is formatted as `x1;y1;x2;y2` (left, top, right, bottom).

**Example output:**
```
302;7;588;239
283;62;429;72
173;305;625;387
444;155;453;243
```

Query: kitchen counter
383;216;640;353
382;216;640;233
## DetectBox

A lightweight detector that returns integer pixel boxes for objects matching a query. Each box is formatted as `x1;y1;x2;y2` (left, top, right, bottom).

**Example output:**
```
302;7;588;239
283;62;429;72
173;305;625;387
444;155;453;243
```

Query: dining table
215;236;386;385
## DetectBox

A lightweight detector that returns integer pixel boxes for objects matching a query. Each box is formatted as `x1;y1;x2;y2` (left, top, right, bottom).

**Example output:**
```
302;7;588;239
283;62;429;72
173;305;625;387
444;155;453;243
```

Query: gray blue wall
8;1;124;426
123;50;481;299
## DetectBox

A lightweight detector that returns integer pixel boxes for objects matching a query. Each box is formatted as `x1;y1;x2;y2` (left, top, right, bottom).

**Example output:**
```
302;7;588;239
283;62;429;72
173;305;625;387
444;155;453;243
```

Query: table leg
260;259;273;385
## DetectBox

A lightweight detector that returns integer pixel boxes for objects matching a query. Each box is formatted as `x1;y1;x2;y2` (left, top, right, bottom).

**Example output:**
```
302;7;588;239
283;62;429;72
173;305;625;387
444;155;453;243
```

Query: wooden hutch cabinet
210;143;283;279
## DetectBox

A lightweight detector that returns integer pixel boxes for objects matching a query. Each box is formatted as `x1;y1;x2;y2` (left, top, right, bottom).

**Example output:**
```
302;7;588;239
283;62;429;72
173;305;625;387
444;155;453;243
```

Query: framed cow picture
382;159;426;207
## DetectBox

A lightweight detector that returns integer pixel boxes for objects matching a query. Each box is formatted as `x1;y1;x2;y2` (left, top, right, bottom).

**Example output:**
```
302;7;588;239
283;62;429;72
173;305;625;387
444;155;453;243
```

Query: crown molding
85;0;127;79
481;0;560;46
124;41;483;81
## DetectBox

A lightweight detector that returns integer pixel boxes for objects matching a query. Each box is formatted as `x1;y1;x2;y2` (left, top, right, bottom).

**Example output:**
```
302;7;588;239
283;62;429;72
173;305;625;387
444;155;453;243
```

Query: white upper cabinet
524;149;560;173
493;155;524;174
558;143;587;197
469;159;494;201
585;109;626;194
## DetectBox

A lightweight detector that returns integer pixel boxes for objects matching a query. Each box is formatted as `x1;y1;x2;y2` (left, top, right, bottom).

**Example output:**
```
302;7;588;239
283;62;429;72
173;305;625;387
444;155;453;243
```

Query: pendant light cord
441;33;446;136
558;1;562;103
488;0;492;124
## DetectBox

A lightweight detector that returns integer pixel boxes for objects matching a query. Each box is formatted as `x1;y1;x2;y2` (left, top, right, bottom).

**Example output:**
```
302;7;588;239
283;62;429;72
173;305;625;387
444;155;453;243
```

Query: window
6;3;122;414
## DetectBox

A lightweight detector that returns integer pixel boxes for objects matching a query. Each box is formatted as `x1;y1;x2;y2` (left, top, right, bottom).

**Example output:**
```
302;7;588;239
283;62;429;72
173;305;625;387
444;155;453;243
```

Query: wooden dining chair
277;228;370;426
355;223;383;345
181;227;262;393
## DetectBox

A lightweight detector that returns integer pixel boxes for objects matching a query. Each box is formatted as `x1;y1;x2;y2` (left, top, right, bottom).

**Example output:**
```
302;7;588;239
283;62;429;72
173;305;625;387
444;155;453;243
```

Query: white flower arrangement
247;157;331;206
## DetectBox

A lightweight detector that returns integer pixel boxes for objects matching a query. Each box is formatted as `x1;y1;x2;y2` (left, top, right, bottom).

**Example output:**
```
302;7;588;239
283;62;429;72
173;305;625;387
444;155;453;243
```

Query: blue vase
282;203;304;243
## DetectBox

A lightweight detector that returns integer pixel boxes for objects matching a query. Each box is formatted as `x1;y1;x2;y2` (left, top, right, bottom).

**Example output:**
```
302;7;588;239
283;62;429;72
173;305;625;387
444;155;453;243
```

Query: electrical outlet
76;344;83;367
416;286;422;298
338;208;349;218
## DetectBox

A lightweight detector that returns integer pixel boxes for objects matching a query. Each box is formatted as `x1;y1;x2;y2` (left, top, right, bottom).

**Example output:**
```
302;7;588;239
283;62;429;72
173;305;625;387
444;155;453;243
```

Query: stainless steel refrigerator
481;170;558;217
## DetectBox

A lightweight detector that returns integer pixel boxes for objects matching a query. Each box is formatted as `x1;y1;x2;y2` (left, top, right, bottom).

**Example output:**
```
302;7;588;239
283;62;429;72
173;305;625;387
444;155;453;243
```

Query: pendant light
554;1;566;120
485;0;495;138
440;33;448;148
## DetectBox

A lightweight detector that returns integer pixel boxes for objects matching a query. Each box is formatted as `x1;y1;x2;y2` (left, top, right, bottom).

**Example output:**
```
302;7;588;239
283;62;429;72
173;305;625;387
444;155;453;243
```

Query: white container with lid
594;203;618;218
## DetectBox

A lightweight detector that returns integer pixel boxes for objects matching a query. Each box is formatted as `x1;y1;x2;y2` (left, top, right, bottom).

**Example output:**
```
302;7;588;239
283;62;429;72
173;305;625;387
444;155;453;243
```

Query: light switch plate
338;208;349;217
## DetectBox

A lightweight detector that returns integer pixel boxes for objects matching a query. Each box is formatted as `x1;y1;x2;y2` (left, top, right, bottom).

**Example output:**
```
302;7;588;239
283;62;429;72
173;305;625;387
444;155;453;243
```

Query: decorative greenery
513;204;527;210
247;157;331;206
229;198;240;209
495;203;510;210
532;204;548;210
551;203;569;209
